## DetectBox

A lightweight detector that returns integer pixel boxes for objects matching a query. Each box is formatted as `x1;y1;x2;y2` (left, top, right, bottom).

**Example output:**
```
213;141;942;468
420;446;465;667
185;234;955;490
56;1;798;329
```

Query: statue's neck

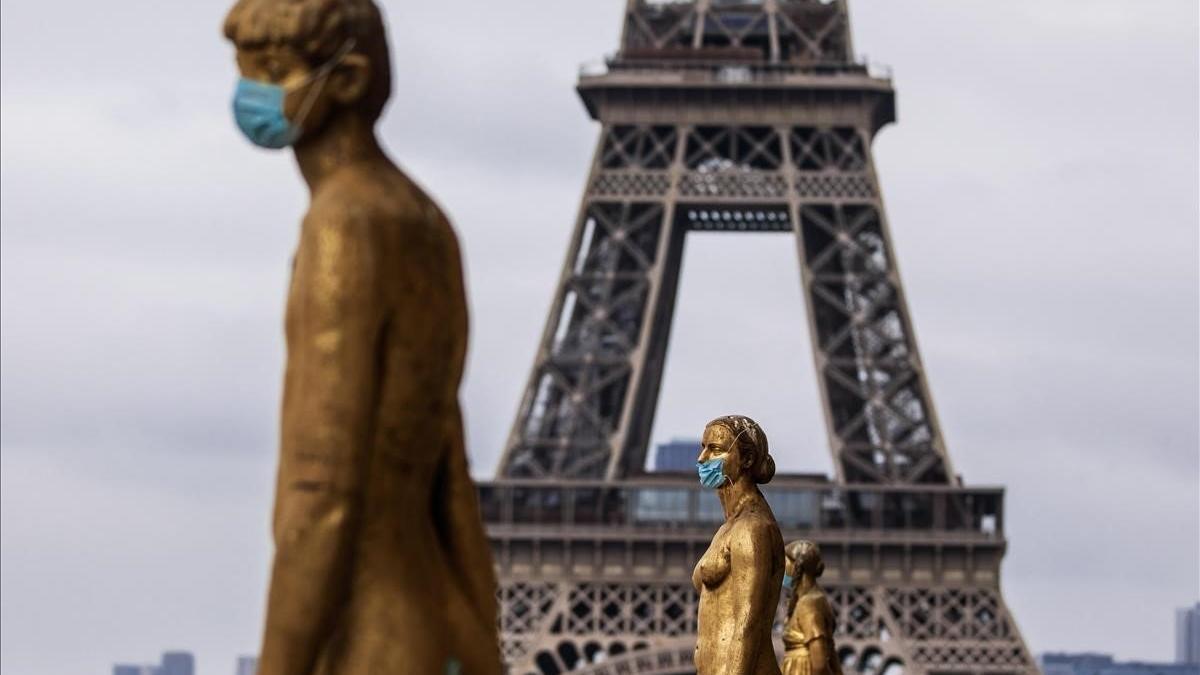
719;479;761;520
794;575;818;595
293;112;386;194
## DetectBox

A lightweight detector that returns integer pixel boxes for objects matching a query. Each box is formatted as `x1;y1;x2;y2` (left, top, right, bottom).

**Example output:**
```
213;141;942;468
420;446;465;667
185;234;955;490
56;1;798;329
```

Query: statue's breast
696;533;732;589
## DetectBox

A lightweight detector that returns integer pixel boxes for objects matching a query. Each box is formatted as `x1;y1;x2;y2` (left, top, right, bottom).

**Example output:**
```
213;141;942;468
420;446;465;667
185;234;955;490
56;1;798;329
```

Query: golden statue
781;541;842;675
223;1;501;673
692;415;785;675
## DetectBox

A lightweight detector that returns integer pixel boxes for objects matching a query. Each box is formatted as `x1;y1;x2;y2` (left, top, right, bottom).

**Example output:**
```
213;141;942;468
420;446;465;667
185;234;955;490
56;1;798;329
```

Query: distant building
1180;603;1200;665
235;655;258;675
652;438;700;472
159;651;194;675
1041;653;1200;675
113;651;194;675
113;667;156;675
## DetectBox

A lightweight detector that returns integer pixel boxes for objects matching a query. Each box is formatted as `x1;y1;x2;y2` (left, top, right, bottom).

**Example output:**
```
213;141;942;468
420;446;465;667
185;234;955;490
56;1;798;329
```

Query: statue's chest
695;527;732;589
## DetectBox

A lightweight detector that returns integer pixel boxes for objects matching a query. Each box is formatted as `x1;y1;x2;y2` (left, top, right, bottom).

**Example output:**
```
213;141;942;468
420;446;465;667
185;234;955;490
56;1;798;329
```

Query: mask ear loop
288;38;358;138
721;425;752;488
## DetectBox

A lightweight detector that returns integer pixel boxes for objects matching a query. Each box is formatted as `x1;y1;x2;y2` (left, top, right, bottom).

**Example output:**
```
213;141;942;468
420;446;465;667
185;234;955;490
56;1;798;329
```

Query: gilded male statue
223;1;502;672
693;415;785;675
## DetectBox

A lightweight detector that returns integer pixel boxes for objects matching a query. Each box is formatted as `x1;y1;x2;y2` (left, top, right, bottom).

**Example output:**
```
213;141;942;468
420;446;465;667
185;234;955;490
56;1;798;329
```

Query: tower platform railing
579;56;892;81
477;478;1003;540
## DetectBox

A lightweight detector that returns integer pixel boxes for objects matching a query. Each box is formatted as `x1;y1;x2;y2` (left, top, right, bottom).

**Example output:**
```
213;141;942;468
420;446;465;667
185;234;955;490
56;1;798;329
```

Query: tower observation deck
477;2;1036;673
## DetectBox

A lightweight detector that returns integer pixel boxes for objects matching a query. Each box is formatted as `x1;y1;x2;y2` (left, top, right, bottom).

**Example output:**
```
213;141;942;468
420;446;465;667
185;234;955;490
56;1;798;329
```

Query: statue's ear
329;53;370;106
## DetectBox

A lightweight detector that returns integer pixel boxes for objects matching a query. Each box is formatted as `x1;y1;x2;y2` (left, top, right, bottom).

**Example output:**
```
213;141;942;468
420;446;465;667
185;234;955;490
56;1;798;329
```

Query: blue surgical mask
233;78;301;149
231;39;355;149
696;457;728;489
782;573;795;590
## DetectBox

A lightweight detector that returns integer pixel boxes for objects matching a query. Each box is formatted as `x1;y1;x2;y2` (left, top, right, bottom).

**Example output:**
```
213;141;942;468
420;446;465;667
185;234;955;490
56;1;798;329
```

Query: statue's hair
223;0;392;121
706;415;775;485
785;540;824;578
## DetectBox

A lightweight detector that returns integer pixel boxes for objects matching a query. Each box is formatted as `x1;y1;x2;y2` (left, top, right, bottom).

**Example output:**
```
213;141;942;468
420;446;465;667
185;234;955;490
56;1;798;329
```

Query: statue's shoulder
311;165;462;263
384;168;461;255
729;509;778;548
311;163;444;226
387;167;449;227
796;589;834;617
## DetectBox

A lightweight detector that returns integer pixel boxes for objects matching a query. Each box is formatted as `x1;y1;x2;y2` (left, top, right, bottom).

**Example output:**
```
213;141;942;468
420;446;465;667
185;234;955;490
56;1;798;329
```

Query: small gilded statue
223;0;501;673
781;541;843;675
693;415;785;675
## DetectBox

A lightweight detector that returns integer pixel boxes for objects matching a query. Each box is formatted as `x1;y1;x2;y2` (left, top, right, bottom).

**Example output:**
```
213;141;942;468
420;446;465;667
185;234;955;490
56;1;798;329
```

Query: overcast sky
1;1;1197;674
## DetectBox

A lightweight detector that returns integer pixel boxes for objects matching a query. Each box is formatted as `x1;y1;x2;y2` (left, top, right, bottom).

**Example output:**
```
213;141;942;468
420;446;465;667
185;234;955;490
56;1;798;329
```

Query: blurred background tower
476;1;1035;673
1179;604;1200;665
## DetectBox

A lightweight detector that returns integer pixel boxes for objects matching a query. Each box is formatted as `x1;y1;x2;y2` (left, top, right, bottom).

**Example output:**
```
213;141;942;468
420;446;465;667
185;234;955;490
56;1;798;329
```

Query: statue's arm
432;222;503;658
808;638;835;675
258;212;382;675
796;596;837;674
437;400;502;628
726;521;776;675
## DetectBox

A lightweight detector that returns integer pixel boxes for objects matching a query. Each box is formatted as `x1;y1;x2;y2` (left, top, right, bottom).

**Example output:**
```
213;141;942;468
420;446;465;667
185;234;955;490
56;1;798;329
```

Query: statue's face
235;42;365;141
784;556;799;580
699;423;746;485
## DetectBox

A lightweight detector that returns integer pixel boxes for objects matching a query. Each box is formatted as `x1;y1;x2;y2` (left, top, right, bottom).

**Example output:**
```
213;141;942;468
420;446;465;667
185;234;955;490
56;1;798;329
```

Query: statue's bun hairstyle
785;540;825;579
707;414;775;485
224;0;392;122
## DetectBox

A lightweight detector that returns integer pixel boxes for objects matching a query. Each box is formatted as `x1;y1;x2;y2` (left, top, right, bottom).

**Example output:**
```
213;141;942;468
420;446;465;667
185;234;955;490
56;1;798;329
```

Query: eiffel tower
474;1;1036;673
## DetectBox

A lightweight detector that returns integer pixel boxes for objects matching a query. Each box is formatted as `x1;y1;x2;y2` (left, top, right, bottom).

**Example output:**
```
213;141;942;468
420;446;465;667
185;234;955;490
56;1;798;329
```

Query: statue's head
785;539;825;579
699;415;775;487
224;0;391;148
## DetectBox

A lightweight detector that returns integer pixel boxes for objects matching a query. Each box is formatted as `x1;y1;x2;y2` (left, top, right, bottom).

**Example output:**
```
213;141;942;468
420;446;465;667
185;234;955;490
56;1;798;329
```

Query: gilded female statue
781;541;842;675
692;415;784;675
223;0;501;673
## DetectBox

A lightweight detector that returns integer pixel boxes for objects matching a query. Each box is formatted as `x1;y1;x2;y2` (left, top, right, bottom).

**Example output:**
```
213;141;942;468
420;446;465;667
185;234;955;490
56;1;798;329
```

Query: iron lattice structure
478;1;1035;673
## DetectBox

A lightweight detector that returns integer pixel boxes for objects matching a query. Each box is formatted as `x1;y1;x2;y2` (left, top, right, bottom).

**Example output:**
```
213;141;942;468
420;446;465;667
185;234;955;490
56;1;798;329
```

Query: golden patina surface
692;416;784;675
781;541;842;675
224;1;501;673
